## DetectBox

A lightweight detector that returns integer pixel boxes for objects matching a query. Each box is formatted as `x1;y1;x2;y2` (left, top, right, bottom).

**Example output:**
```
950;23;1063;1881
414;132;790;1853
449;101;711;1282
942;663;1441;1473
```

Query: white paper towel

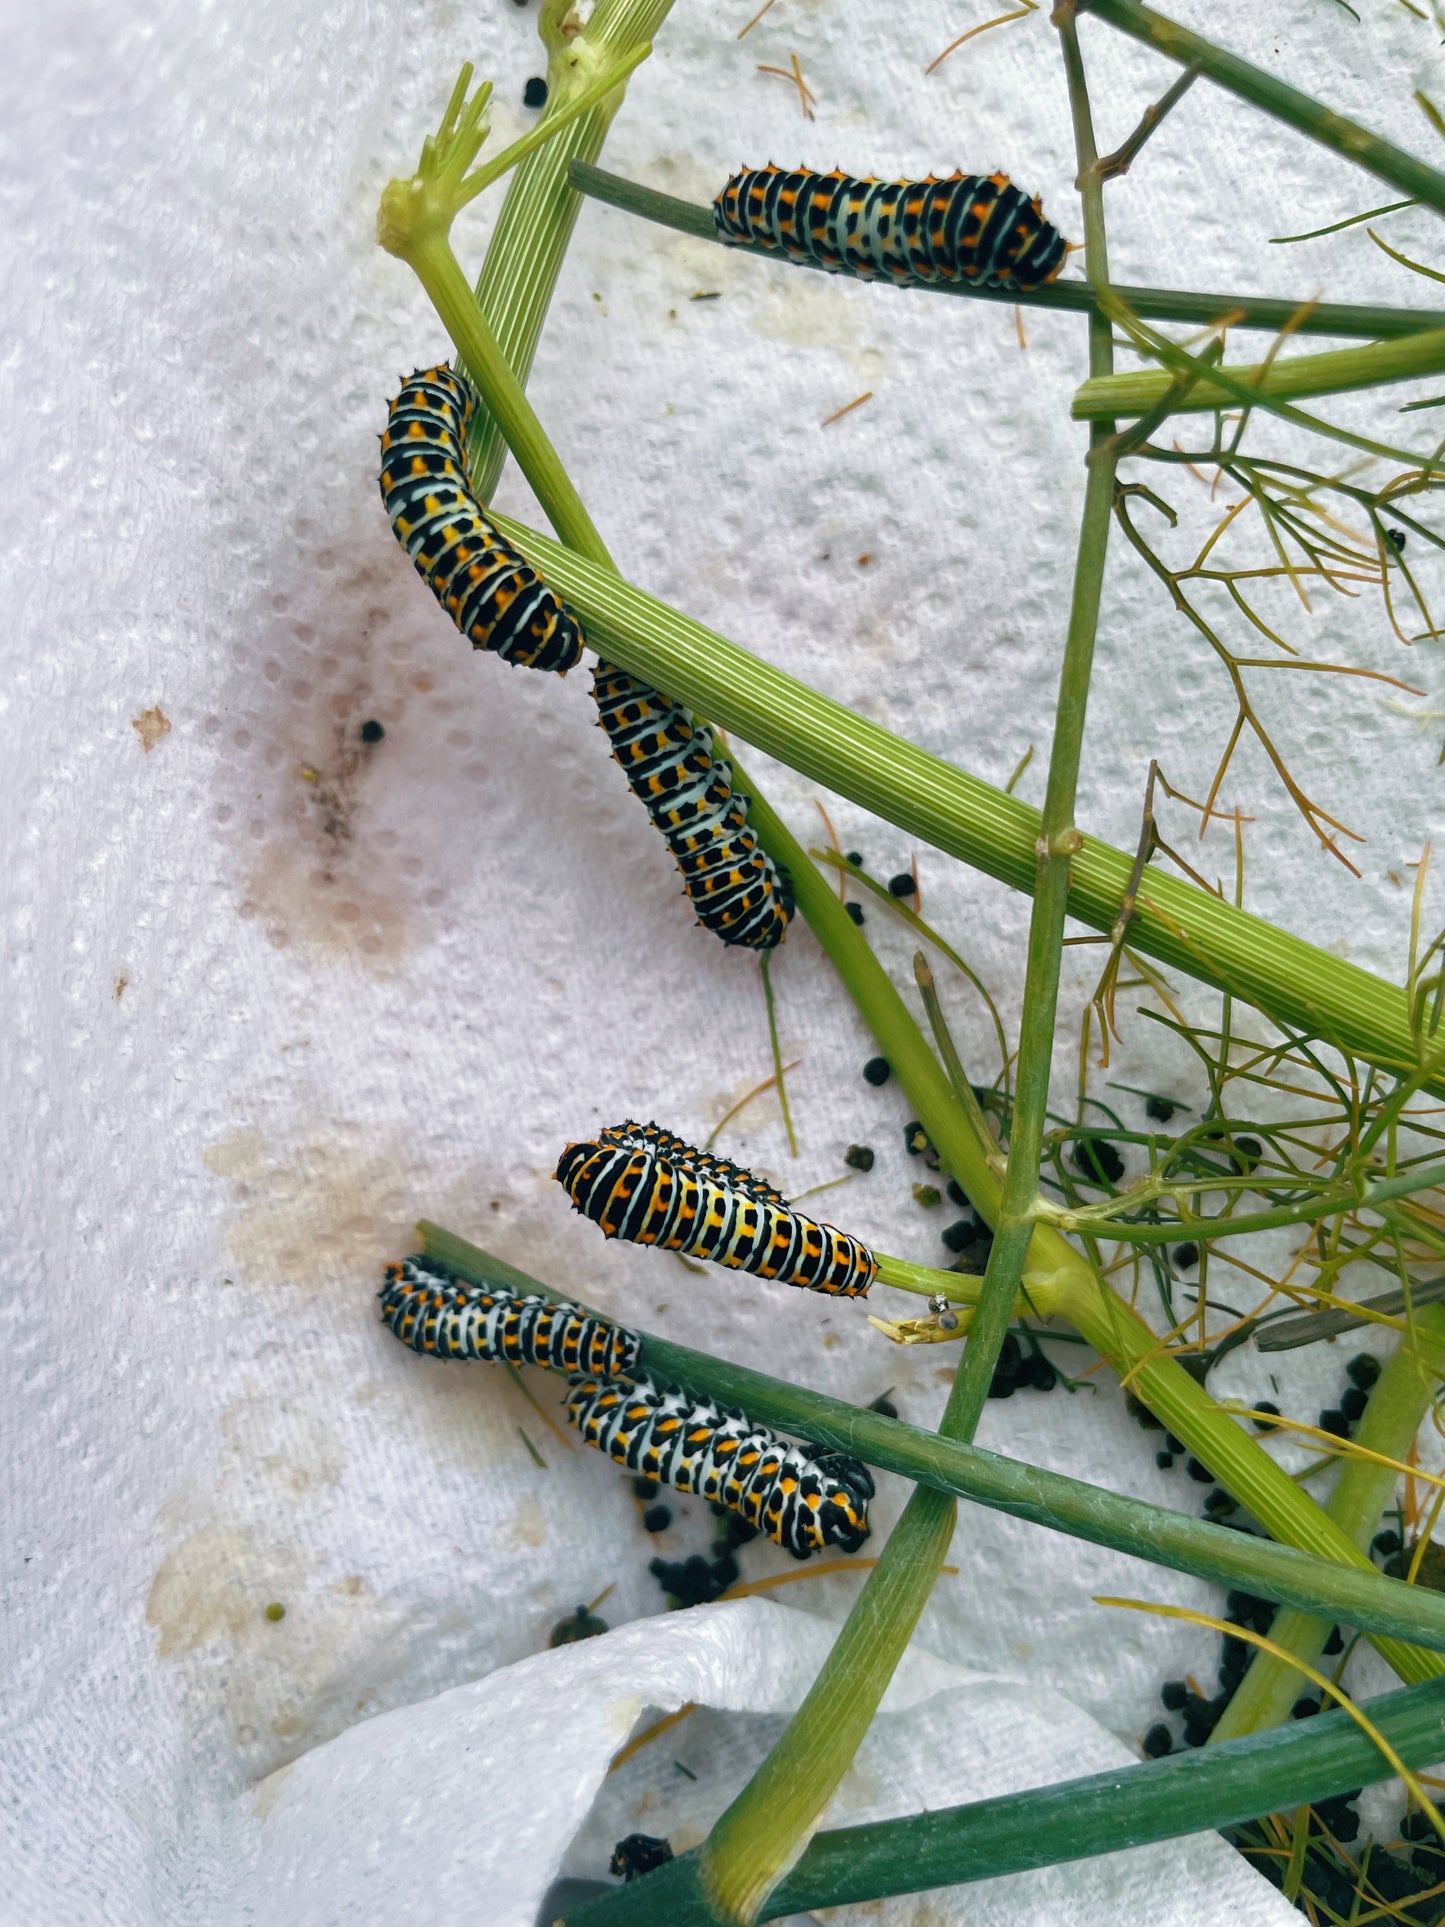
4;1;1440;1922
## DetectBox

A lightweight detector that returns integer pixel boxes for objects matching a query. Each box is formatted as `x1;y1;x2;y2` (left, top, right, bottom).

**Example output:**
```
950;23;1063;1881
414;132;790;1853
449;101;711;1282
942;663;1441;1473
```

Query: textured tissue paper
6;3;1442;1924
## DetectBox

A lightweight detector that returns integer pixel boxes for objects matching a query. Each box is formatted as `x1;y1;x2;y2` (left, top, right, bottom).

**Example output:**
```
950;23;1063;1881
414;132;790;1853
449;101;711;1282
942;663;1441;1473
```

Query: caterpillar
556;1120;876;1297
566;1365;874;1558
380;1256;641;1378
591;662;793;951
380;365;584;675
715;165;1068;294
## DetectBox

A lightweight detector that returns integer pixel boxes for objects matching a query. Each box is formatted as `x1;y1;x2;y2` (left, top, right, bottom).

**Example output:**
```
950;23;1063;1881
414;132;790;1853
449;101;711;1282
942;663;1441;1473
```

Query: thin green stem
758;950;797;1158
873;1252;1025;1304
1074;325;1445;418
567;161;1445;339
562;1676;1445;1925
1044;1157;1445;1245
419;1227;1445;1659
1097;295;1444;471
939;0;1116;1454
827;857;1013;1091
1213;1305;1445;1741
459;44;652;207
405;233;613;562
1080;0;1445;218
912;952;1004;1152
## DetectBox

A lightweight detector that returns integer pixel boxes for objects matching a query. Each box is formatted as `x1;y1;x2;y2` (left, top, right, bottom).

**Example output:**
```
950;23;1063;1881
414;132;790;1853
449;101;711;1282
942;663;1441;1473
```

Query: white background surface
4;1;1443;1922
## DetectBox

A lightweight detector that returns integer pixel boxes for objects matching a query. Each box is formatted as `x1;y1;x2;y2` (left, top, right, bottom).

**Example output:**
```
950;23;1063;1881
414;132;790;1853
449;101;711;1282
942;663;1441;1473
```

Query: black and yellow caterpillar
380;365;584;674
715;165;1068;293
556;1120;876;1297
566;1367;873;1559
591;665;793;951
379;1256;640;1378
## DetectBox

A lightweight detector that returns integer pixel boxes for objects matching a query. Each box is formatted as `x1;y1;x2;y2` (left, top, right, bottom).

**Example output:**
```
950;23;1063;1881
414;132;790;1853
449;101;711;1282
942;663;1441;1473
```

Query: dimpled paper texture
4;2;1441;1924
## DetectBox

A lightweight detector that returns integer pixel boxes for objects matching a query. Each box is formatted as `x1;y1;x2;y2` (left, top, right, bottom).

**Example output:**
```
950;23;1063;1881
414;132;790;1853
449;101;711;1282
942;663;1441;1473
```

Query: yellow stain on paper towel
132;706;172;752
241;842;409;975
202;1127;409;1288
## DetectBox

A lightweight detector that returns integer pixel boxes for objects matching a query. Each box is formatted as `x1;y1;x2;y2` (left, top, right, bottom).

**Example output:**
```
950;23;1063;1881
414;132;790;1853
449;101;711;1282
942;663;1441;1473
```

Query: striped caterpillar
715;165;1068;293
556;1120;876;1297
379;1256;641;1378
380;365;584;674
591;664;793;951
566;1366;873;1559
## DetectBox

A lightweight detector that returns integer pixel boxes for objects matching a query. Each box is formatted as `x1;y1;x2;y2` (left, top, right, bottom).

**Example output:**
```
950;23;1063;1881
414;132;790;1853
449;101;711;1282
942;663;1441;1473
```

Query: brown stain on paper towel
203;1128;411;1288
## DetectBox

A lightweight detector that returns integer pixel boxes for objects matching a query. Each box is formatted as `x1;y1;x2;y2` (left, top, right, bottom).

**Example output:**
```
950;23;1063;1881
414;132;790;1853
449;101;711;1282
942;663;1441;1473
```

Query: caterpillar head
810;1449;875;1552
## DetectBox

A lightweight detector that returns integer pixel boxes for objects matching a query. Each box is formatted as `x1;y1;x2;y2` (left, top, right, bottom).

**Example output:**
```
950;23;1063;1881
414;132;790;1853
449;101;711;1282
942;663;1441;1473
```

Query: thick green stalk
567;161;1445;340
1213;1305;1445;1742
700;1485;958;1922
1080;0;1445;218
463;0;676;497
488;516;1445;1103
563;1677;1445;1925
420;1225;1445;1656
1075;325;1445;418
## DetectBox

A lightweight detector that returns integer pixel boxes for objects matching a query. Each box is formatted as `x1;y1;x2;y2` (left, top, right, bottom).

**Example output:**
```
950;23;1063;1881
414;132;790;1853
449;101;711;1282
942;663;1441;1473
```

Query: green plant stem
1079;0;1445;218
561;1676;1445;1926
1212;1304;1445;1743
419;1226;1445;1661
406;234;613;563
1101;295;1441;473
462;49;652;204
872;1253;1023;1303
1075;325;1445;419
487;515;1445;1103
566;161;1445;340
462;0;676;496
1047;1158;1445;1244
702;1485;959;1922
913;950;1006;1138
688;806;995;1919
